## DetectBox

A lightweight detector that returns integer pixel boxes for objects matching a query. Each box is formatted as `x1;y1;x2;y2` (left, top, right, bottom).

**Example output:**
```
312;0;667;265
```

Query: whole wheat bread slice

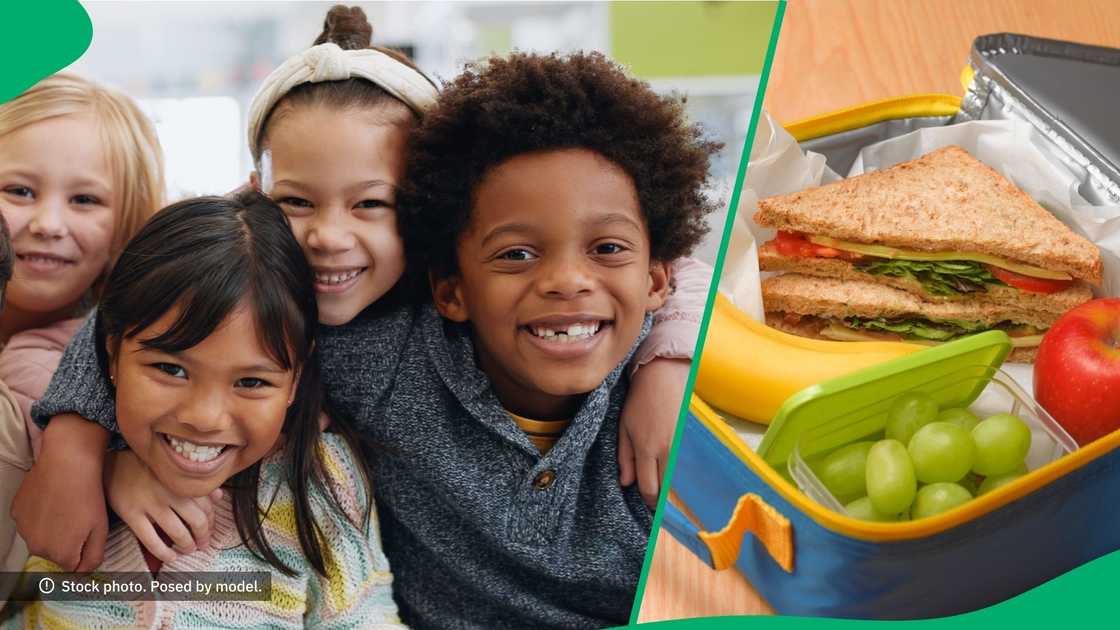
761;273;1061;329
765;313;1039;363
754;146;1101;284
758;242;1093;313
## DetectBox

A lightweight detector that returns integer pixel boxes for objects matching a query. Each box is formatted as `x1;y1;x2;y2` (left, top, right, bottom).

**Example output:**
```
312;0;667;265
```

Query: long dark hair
96;190;370;577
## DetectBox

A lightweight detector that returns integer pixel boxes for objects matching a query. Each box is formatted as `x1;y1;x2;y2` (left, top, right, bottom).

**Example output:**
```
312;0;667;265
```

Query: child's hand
105;450;223;563
619;358;691;508
11;414;110;572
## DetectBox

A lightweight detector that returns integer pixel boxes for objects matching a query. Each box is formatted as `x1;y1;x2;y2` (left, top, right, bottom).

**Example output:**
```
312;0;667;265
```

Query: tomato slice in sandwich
773;231;816;257
987;265;1074;294
773;231;864;260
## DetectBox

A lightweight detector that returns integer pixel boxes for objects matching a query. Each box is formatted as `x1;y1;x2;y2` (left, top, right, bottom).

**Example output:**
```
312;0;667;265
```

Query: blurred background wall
67;1;777;263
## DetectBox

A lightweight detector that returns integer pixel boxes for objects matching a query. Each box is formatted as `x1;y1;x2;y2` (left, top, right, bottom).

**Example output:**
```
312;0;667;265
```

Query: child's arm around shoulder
12;314;122;571
631;256;712;371
304;433;404;628
619;257;713;507
12;414;110;572
30;314;122;440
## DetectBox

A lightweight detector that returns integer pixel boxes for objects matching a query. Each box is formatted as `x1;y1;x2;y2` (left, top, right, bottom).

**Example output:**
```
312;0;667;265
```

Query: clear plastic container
788;366;1079;515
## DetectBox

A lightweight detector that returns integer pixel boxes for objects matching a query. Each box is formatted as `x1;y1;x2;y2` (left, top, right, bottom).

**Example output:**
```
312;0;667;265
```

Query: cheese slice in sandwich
762;273;1054;363
754;146;1101;313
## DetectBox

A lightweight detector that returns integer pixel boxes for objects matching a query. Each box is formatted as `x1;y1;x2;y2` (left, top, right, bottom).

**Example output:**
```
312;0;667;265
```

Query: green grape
818;441;875;503
911;482;972;519
972;413;1032;476
865;440;917;515
908;422;975;483
885;392;939;444
978;472;1024;495
844;496;898;522
937;407;980;432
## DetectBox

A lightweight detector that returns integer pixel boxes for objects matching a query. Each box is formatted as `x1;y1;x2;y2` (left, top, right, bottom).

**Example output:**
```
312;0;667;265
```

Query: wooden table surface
765;0;1120;125
636;0;1120;623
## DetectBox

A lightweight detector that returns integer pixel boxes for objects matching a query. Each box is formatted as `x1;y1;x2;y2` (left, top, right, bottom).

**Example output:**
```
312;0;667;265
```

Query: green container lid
756;331;1012;467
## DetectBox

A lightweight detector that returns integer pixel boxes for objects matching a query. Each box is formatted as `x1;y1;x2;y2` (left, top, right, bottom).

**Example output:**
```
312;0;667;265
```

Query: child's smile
159;432;239;471
313;266;367;293
435;148;669;420
522;315;612;358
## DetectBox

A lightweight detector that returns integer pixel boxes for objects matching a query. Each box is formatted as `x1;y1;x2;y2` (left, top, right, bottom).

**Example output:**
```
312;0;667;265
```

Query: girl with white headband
18;4;708;622
248;6;437;326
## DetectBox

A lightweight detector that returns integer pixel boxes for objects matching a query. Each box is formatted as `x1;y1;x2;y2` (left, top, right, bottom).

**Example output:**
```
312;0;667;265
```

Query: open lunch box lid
798;33;1120;197
962;33;1120;204
756;332;1011;468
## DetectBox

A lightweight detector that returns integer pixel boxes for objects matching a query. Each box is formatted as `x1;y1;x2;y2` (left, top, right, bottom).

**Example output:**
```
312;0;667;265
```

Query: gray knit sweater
33;303;651;629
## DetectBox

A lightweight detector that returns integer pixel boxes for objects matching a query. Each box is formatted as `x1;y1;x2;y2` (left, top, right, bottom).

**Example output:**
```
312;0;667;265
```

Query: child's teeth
167;435;225;463
19;255;67;266
567;323;591;336
316;269;362;285
531;321;601;341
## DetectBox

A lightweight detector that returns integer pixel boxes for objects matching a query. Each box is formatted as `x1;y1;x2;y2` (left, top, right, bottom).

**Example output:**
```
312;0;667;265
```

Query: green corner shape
628;545;1120;628
0;0;92;105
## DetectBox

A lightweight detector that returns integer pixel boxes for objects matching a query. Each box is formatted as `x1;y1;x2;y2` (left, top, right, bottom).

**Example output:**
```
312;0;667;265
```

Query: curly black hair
397;51;721;287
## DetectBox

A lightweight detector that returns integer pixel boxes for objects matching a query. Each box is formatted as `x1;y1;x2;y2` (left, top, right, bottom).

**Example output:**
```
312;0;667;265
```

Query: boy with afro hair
393;51;719;627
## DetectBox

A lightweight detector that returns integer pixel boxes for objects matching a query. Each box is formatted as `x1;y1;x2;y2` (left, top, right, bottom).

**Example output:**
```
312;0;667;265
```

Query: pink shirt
0;316;85;458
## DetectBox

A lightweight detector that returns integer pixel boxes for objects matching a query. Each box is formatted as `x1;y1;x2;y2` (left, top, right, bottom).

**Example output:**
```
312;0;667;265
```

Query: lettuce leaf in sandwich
844;316;993;341
855;259;1004;297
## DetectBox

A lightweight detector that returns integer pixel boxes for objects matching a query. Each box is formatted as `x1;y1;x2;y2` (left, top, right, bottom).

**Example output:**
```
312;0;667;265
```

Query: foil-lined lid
962;33;1120;204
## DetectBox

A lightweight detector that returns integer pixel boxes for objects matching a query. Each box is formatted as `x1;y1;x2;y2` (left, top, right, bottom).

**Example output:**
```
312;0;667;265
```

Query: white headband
247;42;438;160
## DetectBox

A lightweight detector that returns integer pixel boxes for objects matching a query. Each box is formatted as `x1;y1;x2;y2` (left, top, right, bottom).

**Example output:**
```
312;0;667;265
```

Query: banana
694;293;924;425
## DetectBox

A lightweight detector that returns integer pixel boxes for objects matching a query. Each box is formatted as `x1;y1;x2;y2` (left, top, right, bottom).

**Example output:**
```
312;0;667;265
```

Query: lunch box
662;33;1120;619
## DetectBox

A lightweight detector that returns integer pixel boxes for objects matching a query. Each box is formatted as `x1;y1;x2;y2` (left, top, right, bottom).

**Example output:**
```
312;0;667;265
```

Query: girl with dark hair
5;192;402;627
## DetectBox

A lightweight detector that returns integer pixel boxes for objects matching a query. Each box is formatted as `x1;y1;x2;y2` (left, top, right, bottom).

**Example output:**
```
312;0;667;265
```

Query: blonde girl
0;72;164;447
0;73;164;589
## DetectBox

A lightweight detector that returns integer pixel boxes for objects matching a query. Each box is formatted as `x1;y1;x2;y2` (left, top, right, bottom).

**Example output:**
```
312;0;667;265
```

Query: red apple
1034;298;1120;446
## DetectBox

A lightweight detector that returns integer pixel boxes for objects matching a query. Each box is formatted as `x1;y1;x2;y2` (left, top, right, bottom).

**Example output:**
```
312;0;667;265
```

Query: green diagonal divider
628;0;785;624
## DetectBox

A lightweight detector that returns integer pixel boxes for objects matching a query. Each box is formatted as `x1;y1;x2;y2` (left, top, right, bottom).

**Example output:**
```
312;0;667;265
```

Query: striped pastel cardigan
3;434;403;629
